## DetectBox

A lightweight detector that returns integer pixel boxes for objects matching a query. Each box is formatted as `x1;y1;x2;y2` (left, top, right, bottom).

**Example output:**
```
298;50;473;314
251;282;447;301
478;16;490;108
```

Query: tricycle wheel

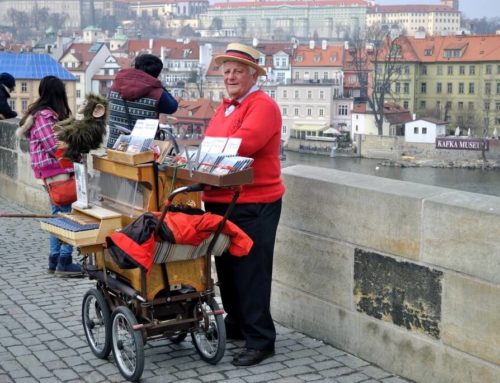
82;288;112;359
191;299;226;364
111;306;144;382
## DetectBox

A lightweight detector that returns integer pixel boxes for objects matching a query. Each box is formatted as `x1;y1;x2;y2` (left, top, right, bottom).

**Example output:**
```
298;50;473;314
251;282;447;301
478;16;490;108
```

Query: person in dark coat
0;72;17;119
106;54;178;148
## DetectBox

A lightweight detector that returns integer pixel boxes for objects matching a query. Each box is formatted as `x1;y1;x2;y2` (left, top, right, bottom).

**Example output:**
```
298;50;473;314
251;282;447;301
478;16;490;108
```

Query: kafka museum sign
436;138;489;151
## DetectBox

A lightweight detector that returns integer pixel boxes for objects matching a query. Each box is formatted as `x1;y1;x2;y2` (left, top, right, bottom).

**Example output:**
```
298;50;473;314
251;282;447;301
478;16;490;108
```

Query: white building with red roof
59;42;111;105
367;1;461;37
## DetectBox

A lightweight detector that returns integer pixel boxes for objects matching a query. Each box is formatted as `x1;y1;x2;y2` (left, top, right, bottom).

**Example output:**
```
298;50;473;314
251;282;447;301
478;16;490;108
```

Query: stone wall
0;119;49;211
358;134;500;161
274;165;499;383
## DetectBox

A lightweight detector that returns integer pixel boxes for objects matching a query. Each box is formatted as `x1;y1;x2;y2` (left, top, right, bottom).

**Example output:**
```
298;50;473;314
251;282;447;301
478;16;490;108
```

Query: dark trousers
205;199;282;351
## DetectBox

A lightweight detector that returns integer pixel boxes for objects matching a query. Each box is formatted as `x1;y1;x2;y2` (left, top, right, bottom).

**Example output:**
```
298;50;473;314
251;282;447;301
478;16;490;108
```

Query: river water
282;151;500;198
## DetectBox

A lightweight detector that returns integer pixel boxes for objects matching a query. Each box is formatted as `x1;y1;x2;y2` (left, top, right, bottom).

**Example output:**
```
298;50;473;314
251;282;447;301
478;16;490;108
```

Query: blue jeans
49;201;73;258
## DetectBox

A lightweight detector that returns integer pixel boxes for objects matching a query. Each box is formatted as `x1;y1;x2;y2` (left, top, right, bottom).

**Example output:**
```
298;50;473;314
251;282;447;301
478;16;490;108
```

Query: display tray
106;149;154;165
161;166;253;187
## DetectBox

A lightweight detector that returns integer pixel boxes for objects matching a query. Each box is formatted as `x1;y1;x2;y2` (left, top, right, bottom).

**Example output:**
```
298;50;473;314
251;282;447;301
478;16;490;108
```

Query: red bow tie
223;98;240;108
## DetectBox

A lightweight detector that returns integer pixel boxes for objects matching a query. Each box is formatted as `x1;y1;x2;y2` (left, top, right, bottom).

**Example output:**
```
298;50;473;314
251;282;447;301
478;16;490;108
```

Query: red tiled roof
127;39;199;59
173;98;219;121
292;44;344;67
397;34;500;63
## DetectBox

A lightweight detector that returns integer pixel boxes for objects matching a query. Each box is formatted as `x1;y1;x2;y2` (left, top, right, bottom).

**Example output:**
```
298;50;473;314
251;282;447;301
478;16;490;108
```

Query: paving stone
0;197;413;383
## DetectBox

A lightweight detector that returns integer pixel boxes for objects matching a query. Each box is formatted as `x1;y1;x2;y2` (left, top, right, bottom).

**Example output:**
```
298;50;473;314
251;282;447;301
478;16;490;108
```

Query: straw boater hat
214;43;267;77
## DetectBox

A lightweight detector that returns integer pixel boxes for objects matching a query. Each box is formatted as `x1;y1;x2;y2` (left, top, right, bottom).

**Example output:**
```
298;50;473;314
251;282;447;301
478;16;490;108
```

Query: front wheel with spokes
111;306;144;382
82;288;112;359
191;299;226;364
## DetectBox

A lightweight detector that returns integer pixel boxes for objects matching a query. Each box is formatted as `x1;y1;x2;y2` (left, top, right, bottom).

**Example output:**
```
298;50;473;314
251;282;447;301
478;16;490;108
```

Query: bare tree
348;24;403;135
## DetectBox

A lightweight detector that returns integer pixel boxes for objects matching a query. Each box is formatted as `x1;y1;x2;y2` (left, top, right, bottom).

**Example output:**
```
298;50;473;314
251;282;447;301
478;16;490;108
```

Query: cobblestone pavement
0;196;413;383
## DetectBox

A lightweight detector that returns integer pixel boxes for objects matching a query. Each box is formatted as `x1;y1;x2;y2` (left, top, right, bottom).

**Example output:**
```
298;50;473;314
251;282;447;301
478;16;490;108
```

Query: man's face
222;61;257;100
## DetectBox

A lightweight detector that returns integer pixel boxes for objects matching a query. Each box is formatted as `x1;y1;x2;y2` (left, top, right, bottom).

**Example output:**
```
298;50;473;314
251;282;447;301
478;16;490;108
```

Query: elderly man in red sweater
202;43;285;367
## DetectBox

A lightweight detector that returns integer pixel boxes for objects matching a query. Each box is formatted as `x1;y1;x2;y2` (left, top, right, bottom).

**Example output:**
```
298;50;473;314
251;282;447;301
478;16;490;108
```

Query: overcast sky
376;0;498;19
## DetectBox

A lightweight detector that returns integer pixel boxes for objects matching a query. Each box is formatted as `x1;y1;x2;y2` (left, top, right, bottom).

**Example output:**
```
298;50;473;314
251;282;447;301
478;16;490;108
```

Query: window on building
469;82;475;94
319;108;324;116
468;101;474;110
21;99;28;111
447;83;453;93
314;72;319;80
319;90;324;99
283;90;288;98
338;105;348;115
403;101;409;109
446;101;452;110
76;90;81;98
282;125;287;134
414;127;419;134
294;90;299;99
307;108;312;116
395;82;401;93
420;100;426;109
270;90;276;99
295;72;299;80
282;107;287;116
294;108;299;116
447;65;453;75
323;72;328;80
496;102;500;111
437;65;443;75
404;65;410;74
307;90;312;99
21;82;27;92
469;65;476;75
485;82;492;95
485;102;490;111
436;83;442;93
8;99;14;111
459;65;465;75
420;65;427;75
458;83;464;94
404;83;409;93
421;83;427;93
422;127;427;134
486;64;492;75
458;101;464;110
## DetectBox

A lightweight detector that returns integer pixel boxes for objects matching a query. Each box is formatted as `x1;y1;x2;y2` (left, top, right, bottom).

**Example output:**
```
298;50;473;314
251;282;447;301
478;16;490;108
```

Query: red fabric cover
154;211;253;257
108;232;156;272
110;68;164;101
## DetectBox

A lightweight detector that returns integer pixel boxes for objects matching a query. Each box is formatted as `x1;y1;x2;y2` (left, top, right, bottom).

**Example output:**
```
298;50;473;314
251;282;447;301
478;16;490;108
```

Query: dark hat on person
214;43;266;76
0;73;15;89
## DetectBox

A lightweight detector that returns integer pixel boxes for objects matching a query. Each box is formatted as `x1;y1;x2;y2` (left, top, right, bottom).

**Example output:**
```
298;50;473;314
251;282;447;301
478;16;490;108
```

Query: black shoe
232;348;275;366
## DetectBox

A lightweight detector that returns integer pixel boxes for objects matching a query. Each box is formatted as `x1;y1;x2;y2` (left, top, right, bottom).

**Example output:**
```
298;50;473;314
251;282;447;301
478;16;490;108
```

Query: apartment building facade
200;0;369;40
384;34;500;137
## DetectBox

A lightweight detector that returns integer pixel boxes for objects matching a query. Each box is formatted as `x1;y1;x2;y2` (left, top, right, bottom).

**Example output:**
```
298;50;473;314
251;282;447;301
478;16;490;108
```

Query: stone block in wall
422;191;500;285
0;119;18;150
272;282;500;383
274;225;353;310
354;249;442;339
281;165;448;261
442;273;500;365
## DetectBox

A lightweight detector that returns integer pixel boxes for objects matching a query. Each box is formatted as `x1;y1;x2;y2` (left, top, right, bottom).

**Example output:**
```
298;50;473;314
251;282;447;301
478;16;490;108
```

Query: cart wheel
168;331;188;344
82;288;112;359
111;306;144;382
191;300;226;364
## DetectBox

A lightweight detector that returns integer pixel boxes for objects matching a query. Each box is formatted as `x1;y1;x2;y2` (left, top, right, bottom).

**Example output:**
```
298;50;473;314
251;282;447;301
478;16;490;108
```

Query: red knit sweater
202;90;285;204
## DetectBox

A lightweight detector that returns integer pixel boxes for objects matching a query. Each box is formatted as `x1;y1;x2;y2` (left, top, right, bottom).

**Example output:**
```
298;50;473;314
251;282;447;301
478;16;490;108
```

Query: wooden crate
97;253;206;301
107;150;154;165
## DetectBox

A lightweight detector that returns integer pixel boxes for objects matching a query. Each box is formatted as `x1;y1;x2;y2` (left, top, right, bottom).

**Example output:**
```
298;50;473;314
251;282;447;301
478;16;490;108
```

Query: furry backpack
54;93;108;161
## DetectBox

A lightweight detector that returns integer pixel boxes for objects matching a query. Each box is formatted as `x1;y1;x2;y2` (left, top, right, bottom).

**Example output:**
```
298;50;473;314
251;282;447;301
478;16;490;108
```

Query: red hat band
224;50;258;64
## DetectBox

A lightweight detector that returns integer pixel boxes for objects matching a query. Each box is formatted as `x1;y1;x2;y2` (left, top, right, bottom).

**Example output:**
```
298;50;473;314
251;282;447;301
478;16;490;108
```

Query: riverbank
379;157;500;170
